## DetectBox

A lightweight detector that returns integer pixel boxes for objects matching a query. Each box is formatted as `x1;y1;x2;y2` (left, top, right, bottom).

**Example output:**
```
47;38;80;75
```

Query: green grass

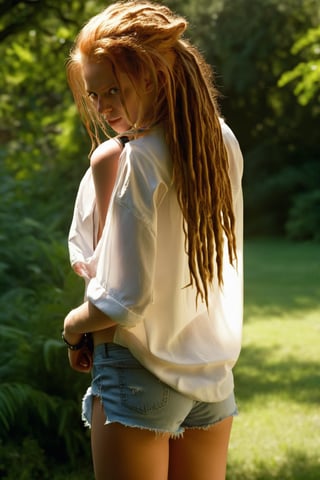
227;239;320;479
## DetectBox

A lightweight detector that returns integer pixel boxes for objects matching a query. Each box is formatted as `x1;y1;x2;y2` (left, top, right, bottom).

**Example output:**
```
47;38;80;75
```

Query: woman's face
82;57;153;134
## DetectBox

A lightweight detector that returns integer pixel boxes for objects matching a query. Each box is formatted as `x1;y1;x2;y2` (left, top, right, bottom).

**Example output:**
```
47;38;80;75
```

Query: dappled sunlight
230;362;320;478
227;240;320;479
234;343;319;405
236;309;320;406
244;303;320;321
229;395;320;478
244;277;320;319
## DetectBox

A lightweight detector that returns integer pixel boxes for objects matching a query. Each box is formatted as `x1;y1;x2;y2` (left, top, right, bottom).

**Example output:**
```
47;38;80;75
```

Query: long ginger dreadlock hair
67;0;237;306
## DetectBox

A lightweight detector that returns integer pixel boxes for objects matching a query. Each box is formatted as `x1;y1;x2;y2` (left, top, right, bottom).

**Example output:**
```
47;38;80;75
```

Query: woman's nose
97;96;112;114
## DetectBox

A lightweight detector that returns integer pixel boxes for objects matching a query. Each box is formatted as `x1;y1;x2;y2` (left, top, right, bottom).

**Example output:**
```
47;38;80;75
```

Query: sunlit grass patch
227;239;320;480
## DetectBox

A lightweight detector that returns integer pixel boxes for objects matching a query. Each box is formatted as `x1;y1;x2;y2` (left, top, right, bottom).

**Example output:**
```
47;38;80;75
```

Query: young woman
63;2;244;479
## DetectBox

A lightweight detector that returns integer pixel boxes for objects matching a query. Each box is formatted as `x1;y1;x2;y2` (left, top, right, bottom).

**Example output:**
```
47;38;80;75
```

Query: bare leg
168;416;233;480
91;396;170;480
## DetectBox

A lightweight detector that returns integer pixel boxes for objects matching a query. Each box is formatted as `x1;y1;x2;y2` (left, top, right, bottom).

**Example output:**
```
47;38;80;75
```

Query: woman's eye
87;88;118;100
109;87;119;95
87;92;97;100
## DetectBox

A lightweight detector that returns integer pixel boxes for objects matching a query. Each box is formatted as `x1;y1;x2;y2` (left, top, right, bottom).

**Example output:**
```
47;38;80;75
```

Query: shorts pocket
118;366;169;414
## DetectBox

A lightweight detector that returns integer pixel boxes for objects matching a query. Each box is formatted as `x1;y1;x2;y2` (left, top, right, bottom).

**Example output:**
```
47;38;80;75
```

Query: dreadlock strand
172;30;236;298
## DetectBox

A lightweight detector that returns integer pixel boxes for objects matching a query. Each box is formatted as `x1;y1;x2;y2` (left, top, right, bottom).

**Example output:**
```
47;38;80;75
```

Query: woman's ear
142;70;156;93
144;77;154;93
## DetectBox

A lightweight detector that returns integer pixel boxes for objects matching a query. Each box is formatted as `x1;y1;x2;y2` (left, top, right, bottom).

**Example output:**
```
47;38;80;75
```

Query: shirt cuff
86;277;142;328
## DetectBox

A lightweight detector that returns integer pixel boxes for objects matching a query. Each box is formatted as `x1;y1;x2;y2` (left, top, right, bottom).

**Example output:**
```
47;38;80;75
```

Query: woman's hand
63;306;93;373
68;344;93;373
63;301;116;372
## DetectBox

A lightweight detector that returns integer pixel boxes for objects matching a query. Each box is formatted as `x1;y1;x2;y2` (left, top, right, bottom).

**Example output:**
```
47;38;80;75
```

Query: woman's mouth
107;117;121;126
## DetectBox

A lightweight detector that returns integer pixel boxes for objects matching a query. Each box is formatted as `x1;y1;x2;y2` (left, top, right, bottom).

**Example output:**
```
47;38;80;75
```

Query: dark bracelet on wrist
61;331;89;351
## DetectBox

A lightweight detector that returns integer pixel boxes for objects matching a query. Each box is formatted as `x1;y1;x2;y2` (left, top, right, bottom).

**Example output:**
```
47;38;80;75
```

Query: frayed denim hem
81;386;184;439
182;406;238;432
81;386;92;428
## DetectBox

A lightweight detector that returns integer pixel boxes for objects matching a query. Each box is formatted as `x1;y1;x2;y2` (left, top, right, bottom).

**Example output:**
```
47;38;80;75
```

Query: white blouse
68;120;244;402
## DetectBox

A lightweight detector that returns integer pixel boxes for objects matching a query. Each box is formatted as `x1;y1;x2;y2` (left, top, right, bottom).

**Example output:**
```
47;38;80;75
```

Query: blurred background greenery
0;0;319;478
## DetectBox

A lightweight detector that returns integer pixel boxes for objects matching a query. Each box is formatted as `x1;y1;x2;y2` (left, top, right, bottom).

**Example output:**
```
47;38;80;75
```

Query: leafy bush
0;438;48;480
0;119;91;476
286;189;320;241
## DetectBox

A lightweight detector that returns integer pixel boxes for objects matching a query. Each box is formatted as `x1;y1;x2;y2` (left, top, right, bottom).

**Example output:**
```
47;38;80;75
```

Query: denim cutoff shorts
82;343;237;437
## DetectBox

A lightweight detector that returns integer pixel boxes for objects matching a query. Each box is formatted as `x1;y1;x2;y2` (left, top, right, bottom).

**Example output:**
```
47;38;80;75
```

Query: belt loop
104;344;109;357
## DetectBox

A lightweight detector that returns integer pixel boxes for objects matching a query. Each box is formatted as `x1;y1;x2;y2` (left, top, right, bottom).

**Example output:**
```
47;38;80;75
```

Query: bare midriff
93;326;117;346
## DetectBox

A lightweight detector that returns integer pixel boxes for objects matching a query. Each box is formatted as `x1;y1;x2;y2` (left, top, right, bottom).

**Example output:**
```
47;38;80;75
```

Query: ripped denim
82;343;237;438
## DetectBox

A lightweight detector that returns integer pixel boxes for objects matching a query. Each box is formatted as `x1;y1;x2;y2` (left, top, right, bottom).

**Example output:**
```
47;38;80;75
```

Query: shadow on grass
234;344;320;405
244;239;320;317
228;449;320;480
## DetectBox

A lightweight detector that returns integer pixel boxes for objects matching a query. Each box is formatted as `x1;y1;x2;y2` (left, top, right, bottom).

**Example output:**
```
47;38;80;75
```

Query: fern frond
0;382;57;437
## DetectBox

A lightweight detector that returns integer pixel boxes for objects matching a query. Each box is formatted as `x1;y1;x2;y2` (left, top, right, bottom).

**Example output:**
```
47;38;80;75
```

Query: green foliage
0;437;48;480
286;189;320;241
0;382;56;434
276;21;320;239
278;26;320;106
0;2;107;475
193;0;320;238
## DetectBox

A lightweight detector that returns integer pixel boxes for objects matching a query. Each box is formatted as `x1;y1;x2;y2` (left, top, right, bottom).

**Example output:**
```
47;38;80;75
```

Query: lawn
227;239;320;479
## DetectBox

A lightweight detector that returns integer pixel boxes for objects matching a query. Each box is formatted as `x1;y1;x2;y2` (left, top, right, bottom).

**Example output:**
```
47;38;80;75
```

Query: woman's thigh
91;396;170;480
168;416;233;480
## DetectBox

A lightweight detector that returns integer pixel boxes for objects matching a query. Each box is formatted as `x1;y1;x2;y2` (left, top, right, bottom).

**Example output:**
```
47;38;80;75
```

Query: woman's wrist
61;331;94;352
61;331;86;350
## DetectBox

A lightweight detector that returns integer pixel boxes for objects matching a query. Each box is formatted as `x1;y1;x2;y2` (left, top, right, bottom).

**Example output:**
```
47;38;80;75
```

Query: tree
278;25;320;240
278;26;320;107
201;0;320;236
